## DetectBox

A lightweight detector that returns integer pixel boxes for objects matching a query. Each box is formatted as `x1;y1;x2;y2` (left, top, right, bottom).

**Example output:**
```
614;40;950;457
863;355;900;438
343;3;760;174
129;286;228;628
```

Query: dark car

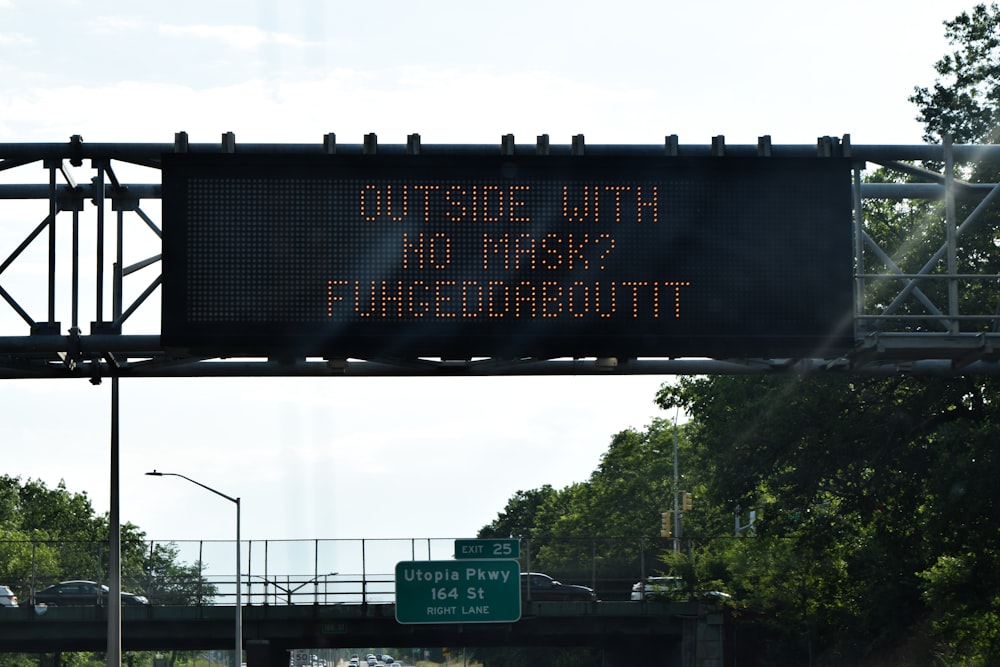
520;572;597;602
33;580;149;606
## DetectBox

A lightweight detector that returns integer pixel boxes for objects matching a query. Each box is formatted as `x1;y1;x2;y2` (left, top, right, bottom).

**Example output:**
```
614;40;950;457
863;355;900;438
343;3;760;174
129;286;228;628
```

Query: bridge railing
2;535;680;605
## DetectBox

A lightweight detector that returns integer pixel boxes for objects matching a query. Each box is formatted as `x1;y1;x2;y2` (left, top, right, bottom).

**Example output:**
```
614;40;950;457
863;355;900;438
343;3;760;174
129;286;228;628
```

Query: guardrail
0;536;669;606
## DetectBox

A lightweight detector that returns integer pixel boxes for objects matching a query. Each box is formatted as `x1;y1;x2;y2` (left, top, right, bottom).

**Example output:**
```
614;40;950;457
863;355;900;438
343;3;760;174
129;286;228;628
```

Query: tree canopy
480;6;1000;664
0;475;216;666
911;2;1000;144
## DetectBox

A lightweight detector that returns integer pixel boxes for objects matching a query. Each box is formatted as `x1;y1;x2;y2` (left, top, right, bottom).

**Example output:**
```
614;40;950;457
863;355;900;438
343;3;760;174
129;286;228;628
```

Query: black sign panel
161;153;853;359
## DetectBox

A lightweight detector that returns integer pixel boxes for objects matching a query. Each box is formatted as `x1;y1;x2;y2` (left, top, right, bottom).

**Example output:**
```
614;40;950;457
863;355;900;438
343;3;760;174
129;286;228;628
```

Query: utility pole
672;409;680;555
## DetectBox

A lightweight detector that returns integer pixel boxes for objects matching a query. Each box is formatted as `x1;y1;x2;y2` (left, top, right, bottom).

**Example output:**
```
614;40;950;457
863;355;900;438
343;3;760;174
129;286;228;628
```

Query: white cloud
158;23;314;51
0;60;936;149
0;32;31;45
85;16;144;34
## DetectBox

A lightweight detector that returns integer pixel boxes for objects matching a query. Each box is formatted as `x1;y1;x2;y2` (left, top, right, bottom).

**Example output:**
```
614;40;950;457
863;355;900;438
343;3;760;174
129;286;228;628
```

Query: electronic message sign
161;153;853;359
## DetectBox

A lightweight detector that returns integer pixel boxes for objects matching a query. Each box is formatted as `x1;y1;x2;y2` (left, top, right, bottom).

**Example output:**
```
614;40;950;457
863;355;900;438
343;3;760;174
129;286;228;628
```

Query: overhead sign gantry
1;132;1000;377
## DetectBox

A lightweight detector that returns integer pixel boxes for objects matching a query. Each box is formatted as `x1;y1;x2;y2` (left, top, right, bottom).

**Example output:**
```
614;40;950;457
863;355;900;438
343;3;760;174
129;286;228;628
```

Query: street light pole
672;409;680;555
146;470;241;667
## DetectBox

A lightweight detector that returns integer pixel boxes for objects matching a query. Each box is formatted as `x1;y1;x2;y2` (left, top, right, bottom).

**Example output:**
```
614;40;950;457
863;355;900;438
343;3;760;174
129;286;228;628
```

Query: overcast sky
0;0;978;576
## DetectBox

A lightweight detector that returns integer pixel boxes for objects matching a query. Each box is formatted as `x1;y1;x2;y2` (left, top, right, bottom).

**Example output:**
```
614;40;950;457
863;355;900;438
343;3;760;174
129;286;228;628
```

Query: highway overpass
0;601;727;667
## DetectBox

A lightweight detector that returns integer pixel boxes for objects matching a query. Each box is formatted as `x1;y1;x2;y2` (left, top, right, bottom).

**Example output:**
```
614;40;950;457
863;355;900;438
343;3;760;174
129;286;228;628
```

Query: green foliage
920;555;1000;665
483;370;1000;661
911;3;1000;144
0;475;214;665
656;374;1000;664
143;542;218;605
480;418;735;600
0;475;104;593
479;10;1000;642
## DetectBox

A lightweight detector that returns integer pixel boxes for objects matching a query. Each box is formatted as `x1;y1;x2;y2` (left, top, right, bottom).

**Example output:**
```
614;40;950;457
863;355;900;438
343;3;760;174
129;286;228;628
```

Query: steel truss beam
1;133;999;379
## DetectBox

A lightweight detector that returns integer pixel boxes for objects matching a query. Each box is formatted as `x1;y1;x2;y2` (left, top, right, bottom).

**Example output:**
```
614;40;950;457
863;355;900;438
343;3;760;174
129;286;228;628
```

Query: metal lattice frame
1;133;999;379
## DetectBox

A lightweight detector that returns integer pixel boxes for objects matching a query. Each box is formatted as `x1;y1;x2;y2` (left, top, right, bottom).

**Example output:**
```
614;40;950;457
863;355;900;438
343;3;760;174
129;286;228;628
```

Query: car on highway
631;576;682;601
695;590;733;603
631;576;733;604
520;572;597;602
0;585;17;607
32;580;149;606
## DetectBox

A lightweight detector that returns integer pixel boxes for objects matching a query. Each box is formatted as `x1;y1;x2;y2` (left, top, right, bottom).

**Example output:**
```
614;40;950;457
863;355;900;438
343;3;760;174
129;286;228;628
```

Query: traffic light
681;491;693;511
660;511;672;537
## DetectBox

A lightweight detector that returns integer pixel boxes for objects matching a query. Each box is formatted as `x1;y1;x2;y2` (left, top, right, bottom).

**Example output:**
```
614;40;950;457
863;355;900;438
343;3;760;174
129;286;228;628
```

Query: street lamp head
145;470;163;476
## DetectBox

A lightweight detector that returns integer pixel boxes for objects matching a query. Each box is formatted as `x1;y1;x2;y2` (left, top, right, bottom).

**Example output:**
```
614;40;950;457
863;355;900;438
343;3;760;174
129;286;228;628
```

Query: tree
478;7;1000;661
479;485;558;540
0;476;106;595
911;3;1000;144
482;420;735;601
479;485;558;571
0;476;216;665
141;541;218;605
656;372;1000;663
649;20;1000;646
907;4;1000;663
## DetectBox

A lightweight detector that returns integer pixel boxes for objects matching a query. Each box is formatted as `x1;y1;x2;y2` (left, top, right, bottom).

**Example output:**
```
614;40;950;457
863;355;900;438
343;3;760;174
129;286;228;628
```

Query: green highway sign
395;560;521;624
454;538;520;560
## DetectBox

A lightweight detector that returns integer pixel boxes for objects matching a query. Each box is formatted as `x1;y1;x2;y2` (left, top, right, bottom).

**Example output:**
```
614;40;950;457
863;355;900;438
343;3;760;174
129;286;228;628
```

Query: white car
0;585;17;607
631;576;681;601
631;577;732;603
